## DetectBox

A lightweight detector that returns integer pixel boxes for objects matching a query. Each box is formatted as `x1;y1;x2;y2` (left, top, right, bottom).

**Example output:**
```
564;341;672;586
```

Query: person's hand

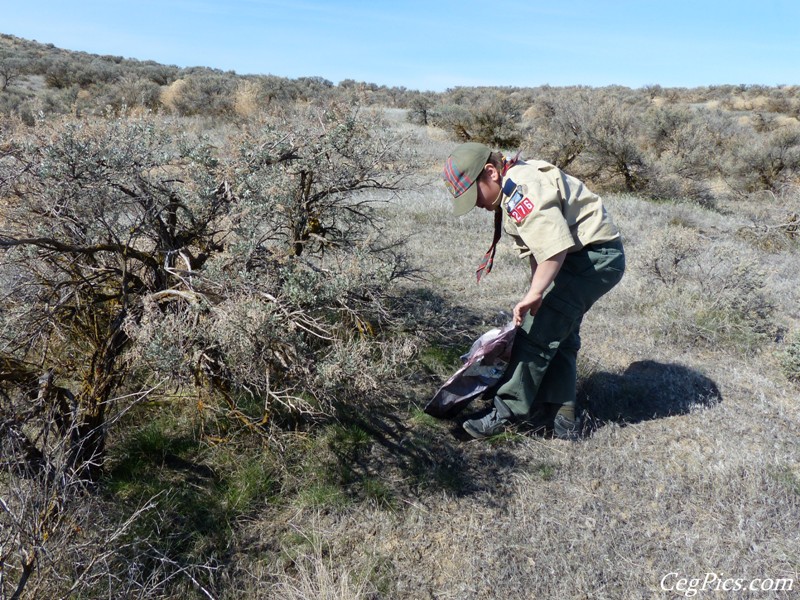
513;292;543;326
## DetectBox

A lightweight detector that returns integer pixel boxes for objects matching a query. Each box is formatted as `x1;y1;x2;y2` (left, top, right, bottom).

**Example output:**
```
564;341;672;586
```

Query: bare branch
0;236;160;271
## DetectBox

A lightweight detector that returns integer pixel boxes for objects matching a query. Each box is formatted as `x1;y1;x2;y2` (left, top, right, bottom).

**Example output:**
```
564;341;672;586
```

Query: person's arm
528;255;538;278
513;250;567;326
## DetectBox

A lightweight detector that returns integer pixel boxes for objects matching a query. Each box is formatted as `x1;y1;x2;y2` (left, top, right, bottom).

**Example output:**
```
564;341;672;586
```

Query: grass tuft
361;477;396;510
770;465;800;496
408;405;441;428
418;344;464;376
779;334;800;383
295;483;350;509
530;461;559;481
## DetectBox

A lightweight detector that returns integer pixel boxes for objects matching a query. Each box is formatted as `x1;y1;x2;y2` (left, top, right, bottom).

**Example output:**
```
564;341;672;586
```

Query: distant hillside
3;32;799;125
0;32;428;119
1;32;798;200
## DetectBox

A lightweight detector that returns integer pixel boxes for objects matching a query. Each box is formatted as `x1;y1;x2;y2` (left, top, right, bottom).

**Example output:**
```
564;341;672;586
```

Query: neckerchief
475;153;520;282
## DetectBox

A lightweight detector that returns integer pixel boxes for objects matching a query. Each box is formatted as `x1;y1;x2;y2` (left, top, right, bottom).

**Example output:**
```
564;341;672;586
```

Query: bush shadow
327;285;523;501
333;401;521;500
578;360;723;431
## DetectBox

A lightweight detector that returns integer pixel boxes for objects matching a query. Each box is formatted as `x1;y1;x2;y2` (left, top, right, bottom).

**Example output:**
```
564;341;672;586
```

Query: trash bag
424;322;516;418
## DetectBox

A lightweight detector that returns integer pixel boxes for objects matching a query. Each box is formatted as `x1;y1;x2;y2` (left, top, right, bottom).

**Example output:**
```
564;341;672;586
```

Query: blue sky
3;0;799;91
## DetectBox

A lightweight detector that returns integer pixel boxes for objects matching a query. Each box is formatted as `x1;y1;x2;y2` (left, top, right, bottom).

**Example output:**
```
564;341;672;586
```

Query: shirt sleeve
504;165;575;263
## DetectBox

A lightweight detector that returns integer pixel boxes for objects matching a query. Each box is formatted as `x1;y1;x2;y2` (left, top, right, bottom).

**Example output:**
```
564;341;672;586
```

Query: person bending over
442;142;625;440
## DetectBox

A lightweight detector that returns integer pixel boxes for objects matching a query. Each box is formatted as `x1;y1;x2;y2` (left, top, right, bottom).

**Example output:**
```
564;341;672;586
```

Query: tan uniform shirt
501;160;619;263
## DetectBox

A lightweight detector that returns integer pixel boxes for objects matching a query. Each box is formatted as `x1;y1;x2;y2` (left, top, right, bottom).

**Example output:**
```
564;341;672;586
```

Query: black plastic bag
424;322;516;418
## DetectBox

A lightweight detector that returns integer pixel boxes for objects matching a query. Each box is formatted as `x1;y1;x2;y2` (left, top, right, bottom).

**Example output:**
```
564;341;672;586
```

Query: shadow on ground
333;402;522;499
579;360;723;430
324;285;524;501
326;289;726;504
334;355;723;504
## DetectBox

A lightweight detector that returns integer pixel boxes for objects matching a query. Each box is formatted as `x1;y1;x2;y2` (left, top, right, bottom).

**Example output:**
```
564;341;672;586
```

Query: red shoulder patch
507;186;534;223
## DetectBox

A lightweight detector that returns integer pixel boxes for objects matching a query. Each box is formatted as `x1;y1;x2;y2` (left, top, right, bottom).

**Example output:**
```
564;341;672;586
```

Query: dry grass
3;111;797;598
234;80;261;118
159;78;186;112
241;122;800;598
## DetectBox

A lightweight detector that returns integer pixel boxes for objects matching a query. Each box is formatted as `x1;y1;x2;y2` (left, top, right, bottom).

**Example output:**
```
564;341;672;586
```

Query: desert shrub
761;86;800;117
428;92;523;147
255;74;305;106
138;60;181;86
39;54;123;91
637;105;730;205
0;397;194;600
467;92;523;147
638;161;716;207
162;71;239;116
729;124;800;193
579;94;648;191
736;208;800;252
429;103;474;141
407;94;434;126
521;89;649;191
688;259;775;352
0;102;414;596
0;52;29;91
0;102;412;471
295;76;335;102
76;57;121;87
0;87;35;121
38;85;81;115
636;225;776;354
99;75;163;113
43;57;74;89
450;83;777;202
642;105;728;179
520;87;588;170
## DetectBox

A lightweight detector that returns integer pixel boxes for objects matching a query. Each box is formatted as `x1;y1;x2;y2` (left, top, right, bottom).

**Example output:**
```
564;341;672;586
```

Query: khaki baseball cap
442;142;492;216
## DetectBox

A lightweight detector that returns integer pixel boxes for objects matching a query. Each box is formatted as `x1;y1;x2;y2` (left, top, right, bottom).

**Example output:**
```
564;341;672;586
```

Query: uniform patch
506;185;534;223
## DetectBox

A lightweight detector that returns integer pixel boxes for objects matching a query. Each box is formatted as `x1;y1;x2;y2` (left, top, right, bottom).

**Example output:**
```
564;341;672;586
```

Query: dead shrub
159;77;186;112
234;79;260;118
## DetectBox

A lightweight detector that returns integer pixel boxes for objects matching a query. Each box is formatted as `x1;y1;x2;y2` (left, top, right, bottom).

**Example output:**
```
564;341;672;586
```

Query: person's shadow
578;360;722;431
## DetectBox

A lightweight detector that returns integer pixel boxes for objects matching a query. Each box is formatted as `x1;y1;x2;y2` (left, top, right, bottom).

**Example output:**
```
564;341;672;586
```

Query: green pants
495;239;625;417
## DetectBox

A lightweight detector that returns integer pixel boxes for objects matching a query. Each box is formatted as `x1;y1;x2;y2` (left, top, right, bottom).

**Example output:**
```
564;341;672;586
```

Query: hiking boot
553;412;582;441
463;398;513;439
523;404;559;436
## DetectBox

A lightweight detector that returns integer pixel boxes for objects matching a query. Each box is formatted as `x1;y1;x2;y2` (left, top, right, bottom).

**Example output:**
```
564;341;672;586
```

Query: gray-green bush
1;101;412;468
0;102;414;596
